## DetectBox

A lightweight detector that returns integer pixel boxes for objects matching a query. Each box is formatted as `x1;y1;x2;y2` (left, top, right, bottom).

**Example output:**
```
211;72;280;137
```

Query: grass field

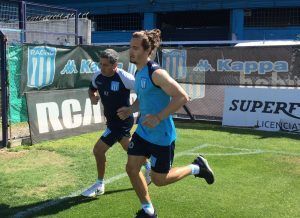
0;122;299;218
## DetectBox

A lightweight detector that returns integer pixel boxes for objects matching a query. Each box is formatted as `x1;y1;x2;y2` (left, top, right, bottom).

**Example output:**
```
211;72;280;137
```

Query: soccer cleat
135;209;157;218
144;167;152;186
192;155;215;185
81;182;105;197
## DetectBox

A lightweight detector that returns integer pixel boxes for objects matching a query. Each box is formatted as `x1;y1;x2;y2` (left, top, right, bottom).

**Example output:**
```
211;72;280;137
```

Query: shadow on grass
104;187;133;195
0;188;133;218
175;120;300;140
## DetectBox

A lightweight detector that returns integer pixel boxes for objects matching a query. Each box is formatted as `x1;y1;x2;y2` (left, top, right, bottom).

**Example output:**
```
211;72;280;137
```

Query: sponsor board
26;88;106;143
223;87;300;133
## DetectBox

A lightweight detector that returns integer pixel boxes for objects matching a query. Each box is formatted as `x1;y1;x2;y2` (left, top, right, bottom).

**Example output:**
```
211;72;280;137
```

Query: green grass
0;122;299;218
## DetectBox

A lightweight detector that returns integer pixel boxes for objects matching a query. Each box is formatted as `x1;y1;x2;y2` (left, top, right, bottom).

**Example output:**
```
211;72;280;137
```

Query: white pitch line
207;144;261;151
13;144;209;218
205;144;300;156
13;173;128;218
183;151;264;156
261;150;300;156
174;144;210;158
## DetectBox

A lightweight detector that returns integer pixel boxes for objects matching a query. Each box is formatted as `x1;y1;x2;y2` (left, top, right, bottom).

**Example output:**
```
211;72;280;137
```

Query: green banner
8;45;28;123
20;44;134;94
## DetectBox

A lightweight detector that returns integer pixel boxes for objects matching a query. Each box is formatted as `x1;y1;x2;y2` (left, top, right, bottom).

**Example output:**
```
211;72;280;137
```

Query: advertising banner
223;87;300;133
26;88;106;143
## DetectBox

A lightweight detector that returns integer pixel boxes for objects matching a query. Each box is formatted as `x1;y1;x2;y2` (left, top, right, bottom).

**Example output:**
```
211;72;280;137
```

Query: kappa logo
60;60;78;74
27;46;57;89
111;81;120;91
217;59;288;75
193;59;215;72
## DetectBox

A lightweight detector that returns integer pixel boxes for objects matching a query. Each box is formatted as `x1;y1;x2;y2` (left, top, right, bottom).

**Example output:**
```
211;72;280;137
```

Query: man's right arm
89;69;101;105
88;88;100;105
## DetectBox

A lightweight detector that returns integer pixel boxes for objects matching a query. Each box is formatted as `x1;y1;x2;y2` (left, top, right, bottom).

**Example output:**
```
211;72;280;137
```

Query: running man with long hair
117;30;215;217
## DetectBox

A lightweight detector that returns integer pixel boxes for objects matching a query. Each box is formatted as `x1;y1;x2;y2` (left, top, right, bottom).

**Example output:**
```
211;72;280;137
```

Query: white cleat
144;168;152;186
81;182;105;197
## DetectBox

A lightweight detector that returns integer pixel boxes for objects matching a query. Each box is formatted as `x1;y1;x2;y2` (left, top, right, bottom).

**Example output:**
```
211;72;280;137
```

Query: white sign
222;87;300;133
36;99;102;134
26;89;106;144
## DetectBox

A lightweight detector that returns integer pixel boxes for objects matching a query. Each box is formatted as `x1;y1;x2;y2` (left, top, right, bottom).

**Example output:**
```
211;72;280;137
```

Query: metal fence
0;0;80;45
89;13;143;31
244;8;300;27
0;31;8;147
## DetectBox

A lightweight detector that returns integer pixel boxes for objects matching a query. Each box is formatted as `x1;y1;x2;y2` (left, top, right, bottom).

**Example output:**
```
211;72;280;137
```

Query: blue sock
189;164;200;175
143;161;151;170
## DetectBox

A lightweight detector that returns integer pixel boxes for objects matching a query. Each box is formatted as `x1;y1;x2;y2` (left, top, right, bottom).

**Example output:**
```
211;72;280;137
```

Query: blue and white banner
161;46;300;87
27;46;57;89
21;44;134;94
162;49;187;80
21;45;300;95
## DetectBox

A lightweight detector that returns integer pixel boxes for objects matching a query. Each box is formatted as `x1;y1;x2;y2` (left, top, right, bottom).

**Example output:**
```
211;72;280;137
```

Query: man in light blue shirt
118;30;215;218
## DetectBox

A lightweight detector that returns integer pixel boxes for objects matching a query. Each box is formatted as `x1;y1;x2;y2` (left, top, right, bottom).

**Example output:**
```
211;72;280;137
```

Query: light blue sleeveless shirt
135;61;176;146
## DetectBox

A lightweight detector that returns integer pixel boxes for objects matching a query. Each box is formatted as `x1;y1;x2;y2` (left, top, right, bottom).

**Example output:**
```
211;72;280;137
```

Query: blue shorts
100;118;134;147
127;132;175;174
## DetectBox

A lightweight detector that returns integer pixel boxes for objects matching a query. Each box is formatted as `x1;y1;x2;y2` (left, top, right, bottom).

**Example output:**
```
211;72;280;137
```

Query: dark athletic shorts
100;118;134;147
127;132;175;174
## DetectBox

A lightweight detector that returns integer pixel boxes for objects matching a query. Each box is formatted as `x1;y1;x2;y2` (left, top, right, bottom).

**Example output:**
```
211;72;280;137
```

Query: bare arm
89;70;101;105
88;88;100;105
129;98;140;113
154;69;188;119
142;69;189;128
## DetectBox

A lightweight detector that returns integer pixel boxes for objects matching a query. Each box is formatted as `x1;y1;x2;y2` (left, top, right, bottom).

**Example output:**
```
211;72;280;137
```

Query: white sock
189;164;200;175
142;203;155;215
97;179;104;185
